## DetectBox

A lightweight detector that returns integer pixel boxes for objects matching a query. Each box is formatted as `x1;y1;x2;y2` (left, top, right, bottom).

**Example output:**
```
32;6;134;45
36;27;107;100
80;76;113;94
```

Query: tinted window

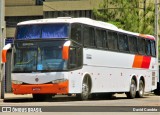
16;24;69;39
42;24;69;38
96;29;105;48
137;37;145;55
83;25;95;47
104;31;108;49
69;44;83;69
69;47;77;69
71;23;82;43
151;41;156;56
128;36;137;53
108;31;118;50
118;33;129;52
145;40;151;56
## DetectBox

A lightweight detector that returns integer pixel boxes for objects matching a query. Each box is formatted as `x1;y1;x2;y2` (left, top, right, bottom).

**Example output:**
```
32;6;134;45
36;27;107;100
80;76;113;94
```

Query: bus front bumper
12;80;69;95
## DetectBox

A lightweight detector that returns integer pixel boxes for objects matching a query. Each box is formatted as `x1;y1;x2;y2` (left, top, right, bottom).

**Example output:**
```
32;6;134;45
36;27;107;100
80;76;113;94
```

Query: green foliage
93;0;160;59
93;0;155;35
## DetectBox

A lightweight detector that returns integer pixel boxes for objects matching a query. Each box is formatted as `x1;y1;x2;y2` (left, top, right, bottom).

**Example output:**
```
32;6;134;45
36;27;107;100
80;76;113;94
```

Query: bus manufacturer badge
35;78;39;82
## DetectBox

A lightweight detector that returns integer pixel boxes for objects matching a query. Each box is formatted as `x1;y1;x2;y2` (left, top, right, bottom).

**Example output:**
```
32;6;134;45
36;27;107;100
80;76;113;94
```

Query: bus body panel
12;72;69;94
68;48;157;94
12;72;69;84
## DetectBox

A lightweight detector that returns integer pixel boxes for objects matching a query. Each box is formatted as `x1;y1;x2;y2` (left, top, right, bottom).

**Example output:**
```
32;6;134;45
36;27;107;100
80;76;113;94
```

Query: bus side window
145;40;151;56
96;29;104;48
137;37;146;55
118;33;129;52
71;23;82;44
69;45;82;69
104;31;108;49
128;36;138;54
108;31;118;50
83;25;95;47
69;47;77;69
151;40;156;57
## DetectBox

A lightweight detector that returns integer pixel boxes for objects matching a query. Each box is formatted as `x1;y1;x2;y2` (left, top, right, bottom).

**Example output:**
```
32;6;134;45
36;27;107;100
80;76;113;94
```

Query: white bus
2;17;158;100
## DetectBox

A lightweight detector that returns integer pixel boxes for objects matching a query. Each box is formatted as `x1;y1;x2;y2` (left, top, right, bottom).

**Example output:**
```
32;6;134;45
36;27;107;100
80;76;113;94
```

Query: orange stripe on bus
132;55;151;69
132;55;143;68
62;46;69;60
2;50;7;63
12;80;69;95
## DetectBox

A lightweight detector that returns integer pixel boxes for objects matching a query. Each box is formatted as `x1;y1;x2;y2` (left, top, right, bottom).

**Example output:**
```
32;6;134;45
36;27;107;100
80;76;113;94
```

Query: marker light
51;79;67;84
12;80;23;85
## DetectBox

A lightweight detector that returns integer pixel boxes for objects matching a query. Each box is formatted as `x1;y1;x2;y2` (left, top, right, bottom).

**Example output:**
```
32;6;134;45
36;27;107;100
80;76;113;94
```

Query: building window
36;0;45;5
6;16;43;27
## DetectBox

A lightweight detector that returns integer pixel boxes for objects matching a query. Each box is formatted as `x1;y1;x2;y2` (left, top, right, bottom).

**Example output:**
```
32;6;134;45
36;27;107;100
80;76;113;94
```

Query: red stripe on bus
141;56;151;69
132;55;151;69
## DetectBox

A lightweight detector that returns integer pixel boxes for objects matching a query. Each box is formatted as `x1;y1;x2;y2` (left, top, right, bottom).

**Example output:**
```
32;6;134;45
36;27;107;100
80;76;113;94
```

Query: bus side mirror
2;44;12;63
62;41;71;60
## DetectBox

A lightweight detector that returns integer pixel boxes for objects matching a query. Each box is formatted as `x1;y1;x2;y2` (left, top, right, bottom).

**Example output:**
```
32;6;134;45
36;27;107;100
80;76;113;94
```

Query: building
5;0;43;39
5;0;103;39
5;0;160;39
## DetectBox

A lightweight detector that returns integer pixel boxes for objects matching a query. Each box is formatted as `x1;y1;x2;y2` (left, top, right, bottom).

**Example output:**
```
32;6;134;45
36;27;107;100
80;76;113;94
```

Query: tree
93;0;155;35
139;0;155;35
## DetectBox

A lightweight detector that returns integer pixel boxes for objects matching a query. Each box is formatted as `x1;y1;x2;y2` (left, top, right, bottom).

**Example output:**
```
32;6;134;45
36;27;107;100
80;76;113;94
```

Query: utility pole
0;0;5;99
155;0;159;92
155;0;159;63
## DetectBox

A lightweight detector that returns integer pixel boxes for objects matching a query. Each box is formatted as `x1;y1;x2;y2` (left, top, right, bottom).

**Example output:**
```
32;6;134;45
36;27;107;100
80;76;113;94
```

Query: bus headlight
12;80;23;84
52;79;67;84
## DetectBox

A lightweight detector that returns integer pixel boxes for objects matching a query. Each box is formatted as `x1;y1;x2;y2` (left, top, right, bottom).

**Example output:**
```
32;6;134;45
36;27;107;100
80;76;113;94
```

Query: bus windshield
13;41;67;72
16;23;69;39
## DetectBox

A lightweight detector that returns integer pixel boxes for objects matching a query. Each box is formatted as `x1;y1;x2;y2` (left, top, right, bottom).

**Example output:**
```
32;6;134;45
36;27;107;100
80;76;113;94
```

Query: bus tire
77;76;91;100
136;80;144;98
126;79;137;99
32;94;52;101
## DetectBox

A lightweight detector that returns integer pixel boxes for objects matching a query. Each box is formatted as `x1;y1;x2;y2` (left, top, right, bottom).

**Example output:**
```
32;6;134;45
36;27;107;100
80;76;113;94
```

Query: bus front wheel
77;76;91;100
125;79;137;99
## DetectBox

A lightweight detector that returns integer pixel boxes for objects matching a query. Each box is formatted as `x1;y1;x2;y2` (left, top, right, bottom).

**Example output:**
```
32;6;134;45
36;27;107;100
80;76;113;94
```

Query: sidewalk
0;93;32;101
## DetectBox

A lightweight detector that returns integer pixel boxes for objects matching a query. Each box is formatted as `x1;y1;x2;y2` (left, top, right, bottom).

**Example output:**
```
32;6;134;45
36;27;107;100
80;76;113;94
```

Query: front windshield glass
16;23;69;40
13;40;67;72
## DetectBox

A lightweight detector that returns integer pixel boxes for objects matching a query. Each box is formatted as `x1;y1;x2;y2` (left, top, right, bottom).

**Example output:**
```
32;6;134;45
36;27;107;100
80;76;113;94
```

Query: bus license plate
32;87;41;91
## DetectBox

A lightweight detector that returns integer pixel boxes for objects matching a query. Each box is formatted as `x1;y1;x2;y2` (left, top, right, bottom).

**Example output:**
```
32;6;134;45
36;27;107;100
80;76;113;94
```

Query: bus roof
17;17;155;40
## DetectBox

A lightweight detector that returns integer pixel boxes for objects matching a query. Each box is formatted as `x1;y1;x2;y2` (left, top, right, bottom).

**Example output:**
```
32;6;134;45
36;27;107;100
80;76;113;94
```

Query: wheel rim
131;83;136;96
139;82;144;96
82;83;89;99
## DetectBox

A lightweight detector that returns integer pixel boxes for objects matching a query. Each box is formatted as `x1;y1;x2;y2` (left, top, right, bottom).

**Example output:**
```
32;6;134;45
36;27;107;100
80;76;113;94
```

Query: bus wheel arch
77;73;92;100
136;76;145;98
126;76;137;99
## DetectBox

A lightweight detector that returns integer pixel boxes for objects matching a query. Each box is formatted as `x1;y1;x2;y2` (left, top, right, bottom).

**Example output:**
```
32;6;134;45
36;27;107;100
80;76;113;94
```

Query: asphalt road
0;93;159;113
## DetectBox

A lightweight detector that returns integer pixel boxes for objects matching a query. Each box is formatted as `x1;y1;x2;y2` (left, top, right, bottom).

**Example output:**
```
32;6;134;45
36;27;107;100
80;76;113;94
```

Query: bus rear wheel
126;79;137;99
136;80;144;98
